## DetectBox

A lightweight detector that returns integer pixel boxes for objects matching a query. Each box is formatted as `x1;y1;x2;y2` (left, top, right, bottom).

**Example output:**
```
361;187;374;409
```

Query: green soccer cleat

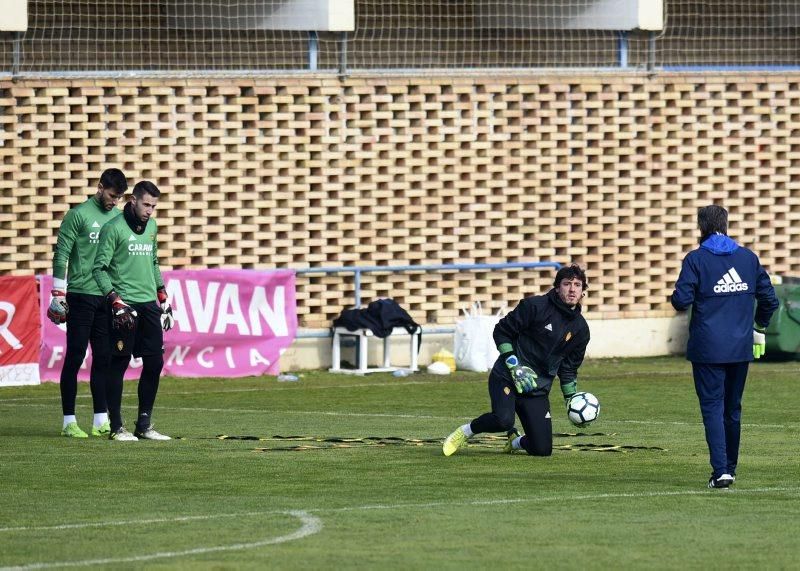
61;422;88;438
442;426;469;456
503;428;521;454
91;421;111;437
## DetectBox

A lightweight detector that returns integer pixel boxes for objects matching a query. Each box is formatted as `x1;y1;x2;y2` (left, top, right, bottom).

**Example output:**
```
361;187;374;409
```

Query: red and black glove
157;286;174;332
107;291;137;331
47;290;69;324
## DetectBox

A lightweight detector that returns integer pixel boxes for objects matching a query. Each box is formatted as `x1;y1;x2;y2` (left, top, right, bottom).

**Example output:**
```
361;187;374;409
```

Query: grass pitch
1;356;798;570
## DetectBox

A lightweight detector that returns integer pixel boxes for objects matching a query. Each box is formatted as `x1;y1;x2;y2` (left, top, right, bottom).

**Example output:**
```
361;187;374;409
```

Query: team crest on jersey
565;332;573;342
504;386;511;396
116;340;124;351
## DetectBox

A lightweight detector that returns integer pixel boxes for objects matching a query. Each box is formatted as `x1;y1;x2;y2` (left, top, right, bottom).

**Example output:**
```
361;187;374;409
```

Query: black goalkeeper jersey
491;288;590;396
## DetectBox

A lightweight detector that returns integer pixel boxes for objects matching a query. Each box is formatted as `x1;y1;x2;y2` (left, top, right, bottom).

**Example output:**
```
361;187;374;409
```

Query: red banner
0;276;41;386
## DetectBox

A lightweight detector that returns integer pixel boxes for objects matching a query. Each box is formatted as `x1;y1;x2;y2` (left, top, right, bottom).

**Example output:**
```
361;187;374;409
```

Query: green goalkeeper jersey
52;195;121;295
92;211;164;303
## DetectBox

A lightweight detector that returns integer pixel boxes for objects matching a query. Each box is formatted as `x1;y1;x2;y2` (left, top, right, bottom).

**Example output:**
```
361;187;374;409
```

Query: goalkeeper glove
753;324;766;359
561;380;577;408
47;290;68;324
107;291;137;331
157;286;174;332
504;354;538;394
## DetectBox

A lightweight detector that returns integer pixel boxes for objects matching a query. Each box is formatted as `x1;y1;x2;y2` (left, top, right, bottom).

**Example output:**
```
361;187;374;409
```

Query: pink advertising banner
39;269;297;381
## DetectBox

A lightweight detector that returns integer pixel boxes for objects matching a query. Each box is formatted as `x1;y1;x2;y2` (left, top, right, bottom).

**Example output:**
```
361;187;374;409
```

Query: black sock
107;356;129;432
59;346;86;416
136;411;152;432
89;356;110;415
135;354;163;430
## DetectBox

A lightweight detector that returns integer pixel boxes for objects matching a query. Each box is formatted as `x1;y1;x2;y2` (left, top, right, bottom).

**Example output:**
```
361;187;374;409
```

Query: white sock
93;413;109;427
63;415;77;429
512;436;523;450
462;423;474;438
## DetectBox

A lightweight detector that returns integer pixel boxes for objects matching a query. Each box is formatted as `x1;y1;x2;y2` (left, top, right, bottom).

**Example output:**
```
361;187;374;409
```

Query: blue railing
295;261;562;338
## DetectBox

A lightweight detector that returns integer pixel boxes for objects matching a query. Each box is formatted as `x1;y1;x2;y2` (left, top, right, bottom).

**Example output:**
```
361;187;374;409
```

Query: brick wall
2;74;798;328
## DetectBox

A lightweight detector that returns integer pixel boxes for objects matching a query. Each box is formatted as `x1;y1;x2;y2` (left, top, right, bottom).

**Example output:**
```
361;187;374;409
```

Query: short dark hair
99;168;127;193
553;264;588;291
132;180;161;199
697;205;728;239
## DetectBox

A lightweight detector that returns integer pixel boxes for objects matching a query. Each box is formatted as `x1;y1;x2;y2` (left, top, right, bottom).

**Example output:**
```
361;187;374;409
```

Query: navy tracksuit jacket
671;234;778;363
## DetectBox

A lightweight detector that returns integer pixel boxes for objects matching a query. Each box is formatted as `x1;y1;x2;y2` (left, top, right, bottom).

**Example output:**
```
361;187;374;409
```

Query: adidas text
714;282;748;293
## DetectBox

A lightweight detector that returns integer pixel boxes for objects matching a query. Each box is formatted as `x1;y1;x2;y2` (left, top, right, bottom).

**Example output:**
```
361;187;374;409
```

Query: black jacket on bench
333;299;421;348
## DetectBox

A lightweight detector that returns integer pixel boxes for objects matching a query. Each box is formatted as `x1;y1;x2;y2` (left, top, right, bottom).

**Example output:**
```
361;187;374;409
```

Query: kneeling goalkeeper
443;264;590;456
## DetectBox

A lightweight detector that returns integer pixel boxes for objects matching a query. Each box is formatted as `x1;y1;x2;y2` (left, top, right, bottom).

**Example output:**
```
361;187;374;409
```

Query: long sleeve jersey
52;195;121;294
671;234;778;363
92;204;164;303
492;288;590;396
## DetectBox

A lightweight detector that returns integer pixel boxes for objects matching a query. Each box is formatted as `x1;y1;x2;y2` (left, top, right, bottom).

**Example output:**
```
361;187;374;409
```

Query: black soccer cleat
708;474;735;489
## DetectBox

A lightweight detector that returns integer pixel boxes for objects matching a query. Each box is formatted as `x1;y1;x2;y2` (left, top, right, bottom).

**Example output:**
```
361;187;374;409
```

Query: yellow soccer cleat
442;426;469;456
91;421;111;437
503;428;521;454
61;421;88;438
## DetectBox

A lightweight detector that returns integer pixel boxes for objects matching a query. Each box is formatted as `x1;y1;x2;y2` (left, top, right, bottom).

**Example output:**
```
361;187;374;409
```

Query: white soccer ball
567;392;600;427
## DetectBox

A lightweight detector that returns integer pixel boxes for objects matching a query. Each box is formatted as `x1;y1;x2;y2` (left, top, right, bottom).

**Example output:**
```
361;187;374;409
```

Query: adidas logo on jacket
713;268;748;293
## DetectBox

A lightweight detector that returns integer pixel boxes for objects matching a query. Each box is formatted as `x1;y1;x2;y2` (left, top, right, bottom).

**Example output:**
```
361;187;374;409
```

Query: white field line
0;510;298;533
1;362;796;403
148;408;800;429
3;485;798;536
2;365;794;402
0;379;446;402
324;486;800;513
2;487;797;569
0;401;448;420
1;364;795;401
0;510;322;571
3;486;798;535
162;406;448;419
1;400;797;428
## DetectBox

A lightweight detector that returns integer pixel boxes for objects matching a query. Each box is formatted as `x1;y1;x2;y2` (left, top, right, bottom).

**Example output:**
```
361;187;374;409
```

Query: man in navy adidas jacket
671;205;778;489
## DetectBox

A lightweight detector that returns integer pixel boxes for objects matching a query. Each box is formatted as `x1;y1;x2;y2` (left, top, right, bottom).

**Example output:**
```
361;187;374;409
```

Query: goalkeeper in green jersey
92;181;174;441
50;168;127;438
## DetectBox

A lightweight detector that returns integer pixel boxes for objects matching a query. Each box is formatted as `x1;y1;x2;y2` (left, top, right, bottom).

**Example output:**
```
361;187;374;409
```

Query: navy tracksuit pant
692;362;749;478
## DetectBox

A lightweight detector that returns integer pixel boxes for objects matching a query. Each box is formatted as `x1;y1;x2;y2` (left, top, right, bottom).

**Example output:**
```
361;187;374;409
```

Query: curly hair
553;264;588;291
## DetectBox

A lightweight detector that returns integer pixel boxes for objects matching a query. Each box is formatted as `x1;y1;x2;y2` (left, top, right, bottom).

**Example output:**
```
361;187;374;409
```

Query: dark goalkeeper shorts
65;292;111;361
110;301;164;358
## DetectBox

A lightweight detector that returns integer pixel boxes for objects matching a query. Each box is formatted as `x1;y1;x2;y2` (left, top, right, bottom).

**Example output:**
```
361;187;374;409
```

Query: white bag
453;301;506;372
